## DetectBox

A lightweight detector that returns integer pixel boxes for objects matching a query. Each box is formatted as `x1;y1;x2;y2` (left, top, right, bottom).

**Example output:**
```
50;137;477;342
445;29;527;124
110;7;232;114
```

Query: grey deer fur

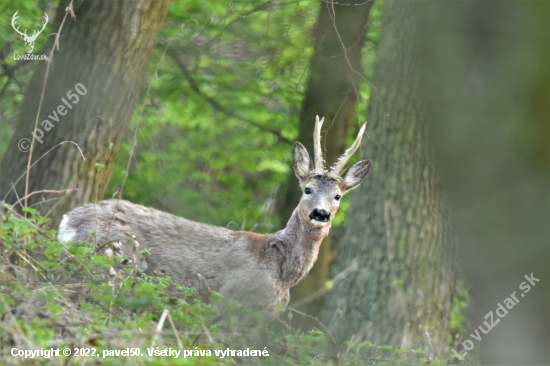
58;116;371;315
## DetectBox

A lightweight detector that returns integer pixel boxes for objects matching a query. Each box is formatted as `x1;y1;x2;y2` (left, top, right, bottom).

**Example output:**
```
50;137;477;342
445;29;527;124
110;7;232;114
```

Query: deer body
58;117;371;314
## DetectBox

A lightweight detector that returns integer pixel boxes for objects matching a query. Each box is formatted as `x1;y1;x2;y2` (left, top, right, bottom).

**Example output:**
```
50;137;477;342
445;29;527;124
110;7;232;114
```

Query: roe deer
58;116;371;314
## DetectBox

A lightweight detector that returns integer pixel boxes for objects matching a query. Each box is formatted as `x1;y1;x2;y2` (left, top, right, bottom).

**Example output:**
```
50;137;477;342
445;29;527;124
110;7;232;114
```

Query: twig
0;295;34;349
2;202;47;236
167;310;184;349
11;183;24;210
286;307;340;355
197;1;290;50
44;190;73;218
169;52;292;144
202;323;214;343
13;250;50;283
328;0;360;101
150;309;169;348
2;141;85;203
1;203;94;278
24;0;76;216
11;189;77;209
29;196;65;208
322;89;349;156
273;352;298;366
290;260;357;308
328;0;385;127
275;315;293;331
228;0;245;18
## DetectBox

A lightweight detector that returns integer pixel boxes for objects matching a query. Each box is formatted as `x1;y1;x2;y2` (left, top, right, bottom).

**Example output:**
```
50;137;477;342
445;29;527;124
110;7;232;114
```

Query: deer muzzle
309;208;330;225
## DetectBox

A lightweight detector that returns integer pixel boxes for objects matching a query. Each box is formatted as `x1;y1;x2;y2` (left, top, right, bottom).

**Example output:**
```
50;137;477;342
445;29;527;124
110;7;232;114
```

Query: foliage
447;280;475;364
0;203;457;365
0;1;469;364
0;0;57;158
107;0;320;231
450;280;470;338
107;0;385;232
0;0;384;233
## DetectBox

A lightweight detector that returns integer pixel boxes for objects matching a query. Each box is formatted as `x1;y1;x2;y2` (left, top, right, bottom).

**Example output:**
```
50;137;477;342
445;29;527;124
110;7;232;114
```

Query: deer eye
335;195;341;201
305;188;312;194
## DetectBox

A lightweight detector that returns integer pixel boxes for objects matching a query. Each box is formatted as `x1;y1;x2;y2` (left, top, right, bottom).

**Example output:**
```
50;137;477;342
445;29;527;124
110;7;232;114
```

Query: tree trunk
0;0;170;226
321;0;455;358
282;0;374;316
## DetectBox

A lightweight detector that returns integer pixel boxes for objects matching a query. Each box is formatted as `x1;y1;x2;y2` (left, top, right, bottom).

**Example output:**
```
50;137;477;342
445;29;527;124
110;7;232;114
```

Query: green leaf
392;278;404;286
22;207;39;216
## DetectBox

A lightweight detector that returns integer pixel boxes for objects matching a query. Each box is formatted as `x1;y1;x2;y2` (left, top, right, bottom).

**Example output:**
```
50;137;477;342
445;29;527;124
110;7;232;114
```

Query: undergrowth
0;204;463;365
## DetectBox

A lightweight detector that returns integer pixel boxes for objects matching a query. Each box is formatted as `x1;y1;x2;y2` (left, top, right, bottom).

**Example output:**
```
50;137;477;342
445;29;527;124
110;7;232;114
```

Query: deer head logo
11;11;48;54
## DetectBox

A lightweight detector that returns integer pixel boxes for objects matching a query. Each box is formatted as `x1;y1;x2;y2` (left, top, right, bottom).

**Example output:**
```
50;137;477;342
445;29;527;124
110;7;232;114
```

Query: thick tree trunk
0;0;170;226
282;0;374;315
321;0;455;358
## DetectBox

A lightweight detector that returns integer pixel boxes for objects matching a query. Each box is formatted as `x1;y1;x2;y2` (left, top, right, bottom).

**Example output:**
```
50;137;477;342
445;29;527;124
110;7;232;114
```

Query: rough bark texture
321;0;455;358
0;0;170;226
282;0;374;315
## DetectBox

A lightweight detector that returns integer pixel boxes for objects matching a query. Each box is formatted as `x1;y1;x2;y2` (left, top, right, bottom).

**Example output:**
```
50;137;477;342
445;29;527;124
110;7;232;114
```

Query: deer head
293;116;371;228
12;11;49;54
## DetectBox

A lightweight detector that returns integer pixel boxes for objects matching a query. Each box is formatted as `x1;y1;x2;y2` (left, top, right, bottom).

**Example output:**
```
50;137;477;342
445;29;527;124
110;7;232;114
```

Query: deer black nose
310;209;330;222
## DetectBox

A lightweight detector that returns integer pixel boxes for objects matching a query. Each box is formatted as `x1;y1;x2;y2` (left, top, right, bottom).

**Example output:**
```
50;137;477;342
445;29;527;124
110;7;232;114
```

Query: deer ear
340;159;371;192
293;142;311;181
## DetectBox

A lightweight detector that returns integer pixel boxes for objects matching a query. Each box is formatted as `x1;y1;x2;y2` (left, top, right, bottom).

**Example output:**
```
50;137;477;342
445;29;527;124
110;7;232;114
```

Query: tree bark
0;0;170;226
321;0;455;358
282;0;374;316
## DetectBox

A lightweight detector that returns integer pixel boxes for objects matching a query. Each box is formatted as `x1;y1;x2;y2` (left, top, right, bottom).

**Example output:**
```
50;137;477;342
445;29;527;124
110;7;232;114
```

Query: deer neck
267;208;330;290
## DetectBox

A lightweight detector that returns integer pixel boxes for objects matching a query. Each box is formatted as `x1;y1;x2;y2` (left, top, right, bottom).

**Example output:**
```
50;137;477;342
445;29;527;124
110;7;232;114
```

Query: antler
28;13;48;41
313;115;325;173
11;11;27;38
330;122;367;175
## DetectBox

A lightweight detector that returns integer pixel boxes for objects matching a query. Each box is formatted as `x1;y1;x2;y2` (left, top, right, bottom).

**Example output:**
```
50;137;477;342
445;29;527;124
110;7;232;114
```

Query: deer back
58;199;280;304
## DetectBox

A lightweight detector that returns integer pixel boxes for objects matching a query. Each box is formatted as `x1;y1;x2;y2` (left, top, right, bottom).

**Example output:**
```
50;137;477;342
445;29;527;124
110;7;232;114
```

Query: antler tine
330;122;367;175
11;11;26;37
29;13;48;40
40;13;49;31
313;115;325;173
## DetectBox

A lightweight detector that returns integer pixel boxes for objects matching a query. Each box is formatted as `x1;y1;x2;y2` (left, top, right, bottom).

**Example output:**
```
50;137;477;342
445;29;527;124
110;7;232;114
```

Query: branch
25;0;76;215
169;51;292;144
290;260;357;309
11;188;77;209
197;1;295;51
286;307;340;355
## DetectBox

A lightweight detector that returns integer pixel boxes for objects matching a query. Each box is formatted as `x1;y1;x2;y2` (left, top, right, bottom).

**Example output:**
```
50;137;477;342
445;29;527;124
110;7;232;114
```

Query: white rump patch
58;214;77;244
